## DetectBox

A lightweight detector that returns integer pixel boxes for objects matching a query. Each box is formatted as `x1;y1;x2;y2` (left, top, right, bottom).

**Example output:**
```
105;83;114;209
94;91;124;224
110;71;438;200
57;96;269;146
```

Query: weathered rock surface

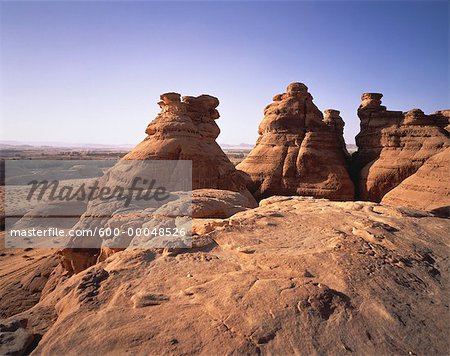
4;197;448;355
382;147;450;215
237;83;354;201
1;87;449;355
0;233;59;320
191;189;257;219
353;93;449;202
59;93;257;273
59;249;101;275
0;319;37;355
124;92;250;195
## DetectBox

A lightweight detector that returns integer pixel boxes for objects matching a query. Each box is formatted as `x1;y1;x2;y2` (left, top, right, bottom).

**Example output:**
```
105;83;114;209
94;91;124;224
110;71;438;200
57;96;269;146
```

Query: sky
0;0;448;146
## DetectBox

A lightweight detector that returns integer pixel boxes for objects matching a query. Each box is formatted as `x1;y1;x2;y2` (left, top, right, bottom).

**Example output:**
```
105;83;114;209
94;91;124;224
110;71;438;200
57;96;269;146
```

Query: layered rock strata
381;147;450;216
60;93;256;273
124;93;251;196
236;83;354;201
353;93;449;201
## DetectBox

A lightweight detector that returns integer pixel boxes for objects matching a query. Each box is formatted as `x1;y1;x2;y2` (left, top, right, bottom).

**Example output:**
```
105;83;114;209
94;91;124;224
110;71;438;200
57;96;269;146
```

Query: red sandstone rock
236;83;354;201
353;93;449;202
190;189;257;218
124;93;250;195
60;93;256;273
10;198;449;355
381;147;450;215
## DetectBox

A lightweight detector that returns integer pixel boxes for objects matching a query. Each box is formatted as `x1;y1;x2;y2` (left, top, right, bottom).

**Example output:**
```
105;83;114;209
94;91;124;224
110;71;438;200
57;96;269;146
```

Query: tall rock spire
237;83;354;201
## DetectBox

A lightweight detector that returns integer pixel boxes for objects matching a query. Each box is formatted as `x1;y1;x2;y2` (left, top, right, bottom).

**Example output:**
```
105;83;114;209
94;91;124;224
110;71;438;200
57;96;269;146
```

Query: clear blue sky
1;1;448;146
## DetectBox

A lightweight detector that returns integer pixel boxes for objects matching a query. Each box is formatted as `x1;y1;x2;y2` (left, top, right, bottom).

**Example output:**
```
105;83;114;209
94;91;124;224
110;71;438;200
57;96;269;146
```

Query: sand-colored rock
353;93;449;201
237;83;354;201
0;319;37;355
1;88;449;355
0;233;59;320
382;147;450;215
124;92;249;195
191;189;257;219
58;185;257;273
4;197;448;355
59;249;101;275
58;93;257;273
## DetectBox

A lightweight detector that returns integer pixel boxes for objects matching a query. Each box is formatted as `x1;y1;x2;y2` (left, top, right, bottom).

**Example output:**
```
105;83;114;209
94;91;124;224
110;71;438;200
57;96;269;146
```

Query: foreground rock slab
0;319;37;355
8;197;448;355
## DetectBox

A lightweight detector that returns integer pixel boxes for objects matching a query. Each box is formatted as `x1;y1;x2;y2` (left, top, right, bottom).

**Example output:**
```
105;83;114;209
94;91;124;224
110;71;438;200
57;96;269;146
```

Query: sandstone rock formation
124;92;250;196
58;93;257;273
382;147;450;216
3;198;448;355
2;86;449;355
353;93;449;202
236;83;354;201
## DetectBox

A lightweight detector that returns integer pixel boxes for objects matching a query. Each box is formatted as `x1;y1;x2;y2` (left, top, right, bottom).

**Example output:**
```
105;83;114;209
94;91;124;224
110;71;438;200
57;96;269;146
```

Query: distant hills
0;140;134;151
0;140;357;152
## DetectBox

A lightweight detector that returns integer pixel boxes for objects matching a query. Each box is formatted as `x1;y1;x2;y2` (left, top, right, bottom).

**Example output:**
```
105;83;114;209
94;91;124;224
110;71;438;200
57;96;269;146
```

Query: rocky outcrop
2;85;450;355
124;92;250;196
382;147;450;216
190;189;257;219
58;93;258;273
10;198;449;355
0;319;37;355
236;83;354;201
353;93;449;202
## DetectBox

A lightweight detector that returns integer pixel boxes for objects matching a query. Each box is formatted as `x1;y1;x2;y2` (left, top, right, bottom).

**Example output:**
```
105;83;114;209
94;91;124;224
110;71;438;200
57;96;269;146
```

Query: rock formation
353;93;449;202
59;93;257;273
3;197;448;355
381;147;450;216
124;92;251;196
2;86;450;355
236;83;354;201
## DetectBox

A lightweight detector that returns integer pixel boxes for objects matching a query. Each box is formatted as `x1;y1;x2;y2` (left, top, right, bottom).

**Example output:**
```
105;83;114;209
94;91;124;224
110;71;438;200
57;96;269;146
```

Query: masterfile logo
4;160;192;249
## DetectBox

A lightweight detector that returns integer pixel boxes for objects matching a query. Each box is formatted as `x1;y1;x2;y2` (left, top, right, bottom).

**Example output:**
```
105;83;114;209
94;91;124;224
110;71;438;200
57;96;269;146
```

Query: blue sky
1;0;448;145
